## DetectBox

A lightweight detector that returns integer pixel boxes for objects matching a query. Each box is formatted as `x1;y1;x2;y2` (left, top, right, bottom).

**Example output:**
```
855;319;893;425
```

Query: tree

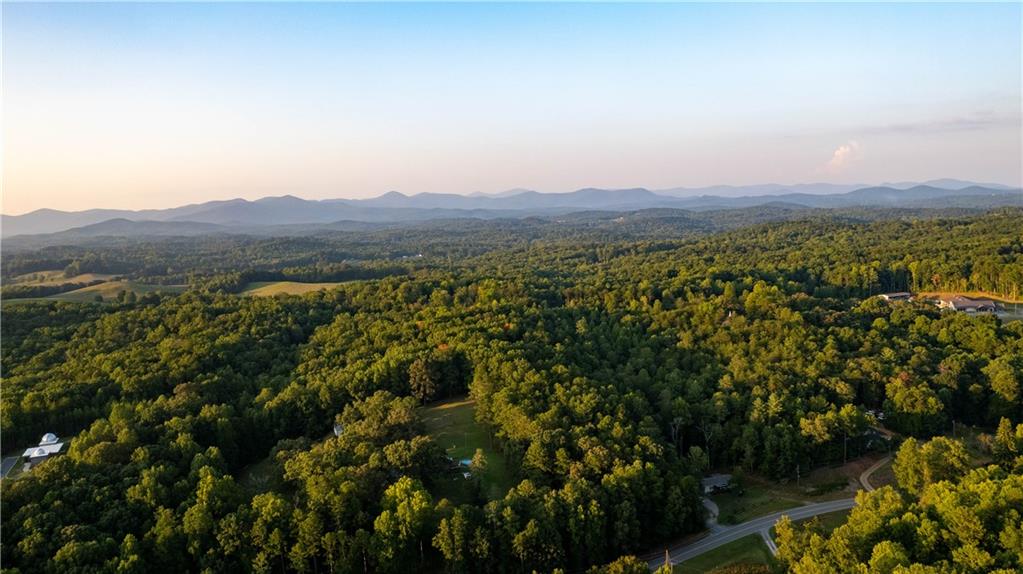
893;437;970;495
868;540;909;574
251;493;293;574
374;476;434;569
434;507;472;573
985;354;1022;420
470;448;488;475
991;417;1023;472
113;534;144;574
586;555;651;574
686;446;709;474
409;357;441;402
289;509;324;573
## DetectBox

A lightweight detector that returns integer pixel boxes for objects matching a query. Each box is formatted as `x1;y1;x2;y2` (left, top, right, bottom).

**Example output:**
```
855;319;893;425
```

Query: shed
880;292;912;302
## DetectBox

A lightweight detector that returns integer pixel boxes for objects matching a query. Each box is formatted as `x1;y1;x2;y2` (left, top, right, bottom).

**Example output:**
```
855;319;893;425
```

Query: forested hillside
2;210;1021;573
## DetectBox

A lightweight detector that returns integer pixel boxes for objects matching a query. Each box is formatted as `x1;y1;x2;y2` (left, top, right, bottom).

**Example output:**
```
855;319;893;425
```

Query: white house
22;433;64;468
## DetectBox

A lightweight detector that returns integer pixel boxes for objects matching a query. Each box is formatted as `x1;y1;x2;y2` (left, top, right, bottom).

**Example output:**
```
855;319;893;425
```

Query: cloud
824;140;861;173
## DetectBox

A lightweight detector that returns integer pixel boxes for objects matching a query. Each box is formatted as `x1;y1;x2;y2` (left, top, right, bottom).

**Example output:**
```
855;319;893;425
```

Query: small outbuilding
880;292;912;302
701;473;733;494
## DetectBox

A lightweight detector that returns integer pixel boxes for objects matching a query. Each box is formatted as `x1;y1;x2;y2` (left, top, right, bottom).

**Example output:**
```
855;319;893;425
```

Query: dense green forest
2;209;1022;573
776;432;1023;573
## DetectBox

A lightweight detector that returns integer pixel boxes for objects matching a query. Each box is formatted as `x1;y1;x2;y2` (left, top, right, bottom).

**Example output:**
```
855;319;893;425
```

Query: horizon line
4;178;1021;217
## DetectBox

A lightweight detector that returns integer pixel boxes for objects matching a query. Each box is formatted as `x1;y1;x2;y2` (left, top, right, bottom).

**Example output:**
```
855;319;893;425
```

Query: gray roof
23;443;63;458
701;474;732;488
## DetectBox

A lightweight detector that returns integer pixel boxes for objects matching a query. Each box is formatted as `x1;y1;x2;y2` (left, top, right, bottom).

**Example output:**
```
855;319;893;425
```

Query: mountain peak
255;195;306;204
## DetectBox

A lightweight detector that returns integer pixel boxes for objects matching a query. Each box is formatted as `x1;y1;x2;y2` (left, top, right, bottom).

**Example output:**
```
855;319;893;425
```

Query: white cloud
824;140;862;173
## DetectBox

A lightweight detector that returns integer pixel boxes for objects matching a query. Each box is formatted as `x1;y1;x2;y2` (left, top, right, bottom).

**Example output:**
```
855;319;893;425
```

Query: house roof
40;433;59;445
946;296;996;310
23;443;63;458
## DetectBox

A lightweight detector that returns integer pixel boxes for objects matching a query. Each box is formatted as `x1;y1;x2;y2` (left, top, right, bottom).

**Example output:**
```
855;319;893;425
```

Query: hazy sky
3;2;1021;214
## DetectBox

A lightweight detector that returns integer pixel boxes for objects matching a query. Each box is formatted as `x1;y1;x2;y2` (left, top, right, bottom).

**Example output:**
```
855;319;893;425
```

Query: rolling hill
3;182;1019;239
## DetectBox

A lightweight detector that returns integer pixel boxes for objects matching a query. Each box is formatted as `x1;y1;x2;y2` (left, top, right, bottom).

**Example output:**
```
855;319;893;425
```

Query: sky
2;2;1021;214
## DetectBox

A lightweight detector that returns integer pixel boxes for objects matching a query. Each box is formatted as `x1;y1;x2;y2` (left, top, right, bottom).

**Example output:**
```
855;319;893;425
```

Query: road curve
647;498;857;569
859;456;891;492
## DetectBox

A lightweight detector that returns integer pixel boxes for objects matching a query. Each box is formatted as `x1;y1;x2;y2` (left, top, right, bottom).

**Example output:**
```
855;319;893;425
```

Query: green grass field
713;484;804;525
10;270;118;286
240;281;347;296
47;281;186;303
713;472;852;525
422;397;514;503
712;456;868;526
804;509;850;533
673;535;775;573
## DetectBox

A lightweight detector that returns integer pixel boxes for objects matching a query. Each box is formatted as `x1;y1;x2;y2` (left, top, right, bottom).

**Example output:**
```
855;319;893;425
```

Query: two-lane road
647;498;857;569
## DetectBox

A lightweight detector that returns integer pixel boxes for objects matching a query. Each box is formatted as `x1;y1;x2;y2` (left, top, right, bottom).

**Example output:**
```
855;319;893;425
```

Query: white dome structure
23;432;65;467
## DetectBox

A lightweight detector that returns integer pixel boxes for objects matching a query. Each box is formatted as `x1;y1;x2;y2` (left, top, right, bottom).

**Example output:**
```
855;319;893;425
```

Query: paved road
859;455;891;492
647;498;857;569
757;456;892;560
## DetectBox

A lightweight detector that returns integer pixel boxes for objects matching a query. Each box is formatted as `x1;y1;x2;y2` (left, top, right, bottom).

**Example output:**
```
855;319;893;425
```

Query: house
937;296;997;313
700;473;733;494
879;292;912;302
22;433;64;469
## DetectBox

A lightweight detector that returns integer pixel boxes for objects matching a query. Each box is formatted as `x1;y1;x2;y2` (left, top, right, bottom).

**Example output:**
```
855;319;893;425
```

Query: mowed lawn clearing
801;509;850;533
713;454;876;525
240;281;348;296
673;534;775;573
422;397;514;503
712;483;804;525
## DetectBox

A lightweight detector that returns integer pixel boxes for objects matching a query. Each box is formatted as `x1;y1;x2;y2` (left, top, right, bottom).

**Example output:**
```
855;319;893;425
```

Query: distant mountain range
3;180;1019;239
